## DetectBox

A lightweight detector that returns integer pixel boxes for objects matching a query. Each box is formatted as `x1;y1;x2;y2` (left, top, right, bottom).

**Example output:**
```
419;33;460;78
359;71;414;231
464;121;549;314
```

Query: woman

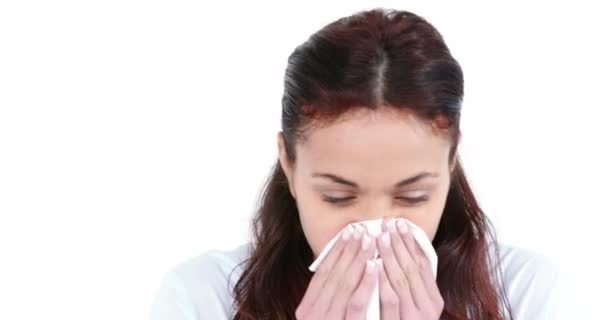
150;8;559;320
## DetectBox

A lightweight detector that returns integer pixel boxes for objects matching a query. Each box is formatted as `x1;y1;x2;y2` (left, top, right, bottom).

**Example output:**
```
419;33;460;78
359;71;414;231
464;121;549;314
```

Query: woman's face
278;107;454;258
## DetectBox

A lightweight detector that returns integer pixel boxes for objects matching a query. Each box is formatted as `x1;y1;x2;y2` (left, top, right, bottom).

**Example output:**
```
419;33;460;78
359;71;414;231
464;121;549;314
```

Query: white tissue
308;218;437;320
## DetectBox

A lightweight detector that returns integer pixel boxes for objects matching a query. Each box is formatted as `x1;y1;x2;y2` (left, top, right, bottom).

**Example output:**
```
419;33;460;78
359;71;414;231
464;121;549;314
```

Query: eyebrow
311;171;438;189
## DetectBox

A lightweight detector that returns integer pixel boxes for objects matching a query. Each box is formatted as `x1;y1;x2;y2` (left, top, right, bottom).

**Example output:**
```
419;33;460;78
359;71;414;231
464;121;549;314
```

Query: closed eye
395;196;428;204
322;195;356;203
322;195;429;205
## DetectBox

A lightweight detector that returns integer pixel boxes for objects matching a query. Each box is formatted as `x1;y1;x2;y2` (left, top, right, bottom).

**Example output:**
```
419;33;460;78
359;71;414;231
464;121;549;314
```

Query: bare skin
279;107;452;319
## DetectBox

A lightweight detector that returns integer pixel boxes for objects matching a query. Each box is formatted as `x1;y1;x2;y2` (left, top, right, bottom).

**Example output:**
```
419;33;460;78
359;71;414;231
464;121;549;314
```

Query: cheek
422;184;450;240
400;211;441;241
402;186;449;241
295;188;347;258
298;211;344;258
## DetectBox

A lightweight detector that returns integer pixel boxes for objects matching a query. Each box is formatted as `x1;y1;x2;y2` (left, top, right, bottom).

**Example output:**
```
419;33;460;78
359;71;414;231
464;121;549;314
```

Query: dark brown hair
231;8;513;320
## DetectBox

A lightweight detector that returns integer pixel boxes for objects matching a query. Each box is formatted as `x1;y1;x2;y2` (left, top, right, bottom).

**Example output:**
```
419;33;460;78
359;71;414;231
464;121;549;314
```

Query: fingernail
355;223;365;233
358;223;368;232
397;219;409;235
341;225;353;240
381;232;391;248
353;224;363;240
362;234;371;250
383;217;390;229
387;218;397;233
366;260;376;274
375;258;384;269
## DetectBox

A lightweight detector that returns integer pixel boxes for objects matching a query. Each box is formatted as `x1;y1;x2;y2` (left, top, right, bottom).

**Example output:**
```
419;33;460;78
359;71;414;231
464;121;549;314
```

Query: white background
1;1;606;319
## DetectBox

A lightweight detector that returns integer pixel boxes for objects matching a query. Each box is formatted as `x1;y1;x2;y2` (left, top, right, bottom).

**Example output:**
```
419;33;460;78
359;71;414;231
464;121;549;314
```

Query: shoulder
150;242;253;320
492;242;562;320
170;242;252;291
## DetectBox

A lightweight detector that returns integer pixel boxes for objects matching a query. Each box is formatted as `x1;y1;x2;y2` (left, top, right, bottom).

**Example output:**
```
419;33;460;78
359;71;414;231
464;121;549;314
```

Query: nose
353;210;400;230
360;204;400;222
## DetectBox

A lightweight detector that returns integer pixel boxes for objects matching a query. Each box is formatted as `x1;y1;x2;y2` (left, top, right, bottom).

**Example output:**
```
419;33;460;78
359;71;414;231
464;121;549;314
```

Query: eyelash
322;195;428;205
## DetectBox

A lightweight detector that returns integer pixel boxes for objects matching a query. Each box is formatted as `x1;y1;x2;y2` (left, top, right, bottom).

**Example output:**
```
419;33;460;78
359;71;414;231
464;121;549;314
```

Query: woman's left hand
375;218;444;319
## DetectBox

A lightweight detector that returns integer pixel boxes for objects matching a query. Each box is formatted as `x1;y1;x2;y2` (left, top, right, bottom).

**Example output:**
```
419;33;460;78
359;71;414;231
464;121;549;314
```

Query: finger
390;219;434;311
298;224;353;316
398;219;444;307
381;216;391;233
326;231;376;319
377;258;400;319
377;231;417;318
386;218;414;272
313;224;365;315
345;260;379;320
398;219;430;276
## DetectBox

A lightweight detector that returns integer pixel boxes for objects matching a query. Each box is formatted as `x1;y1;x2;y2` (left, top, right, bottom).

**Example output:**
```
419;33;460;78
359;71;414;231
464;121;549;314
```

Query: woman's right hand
295;224;378;320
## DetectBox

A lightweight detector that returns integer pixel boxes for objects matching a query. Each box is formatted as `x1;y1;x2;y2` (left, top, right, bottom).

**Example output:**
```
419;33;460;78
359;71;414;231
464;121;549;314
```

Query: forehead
296;108;451;177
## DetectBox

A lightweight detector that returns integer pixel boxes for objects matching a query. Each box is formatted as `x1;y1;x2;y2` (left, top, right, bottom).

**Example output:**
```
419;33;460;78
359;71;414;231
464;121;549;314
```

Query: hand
296;224;378;320
376;218;444;319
